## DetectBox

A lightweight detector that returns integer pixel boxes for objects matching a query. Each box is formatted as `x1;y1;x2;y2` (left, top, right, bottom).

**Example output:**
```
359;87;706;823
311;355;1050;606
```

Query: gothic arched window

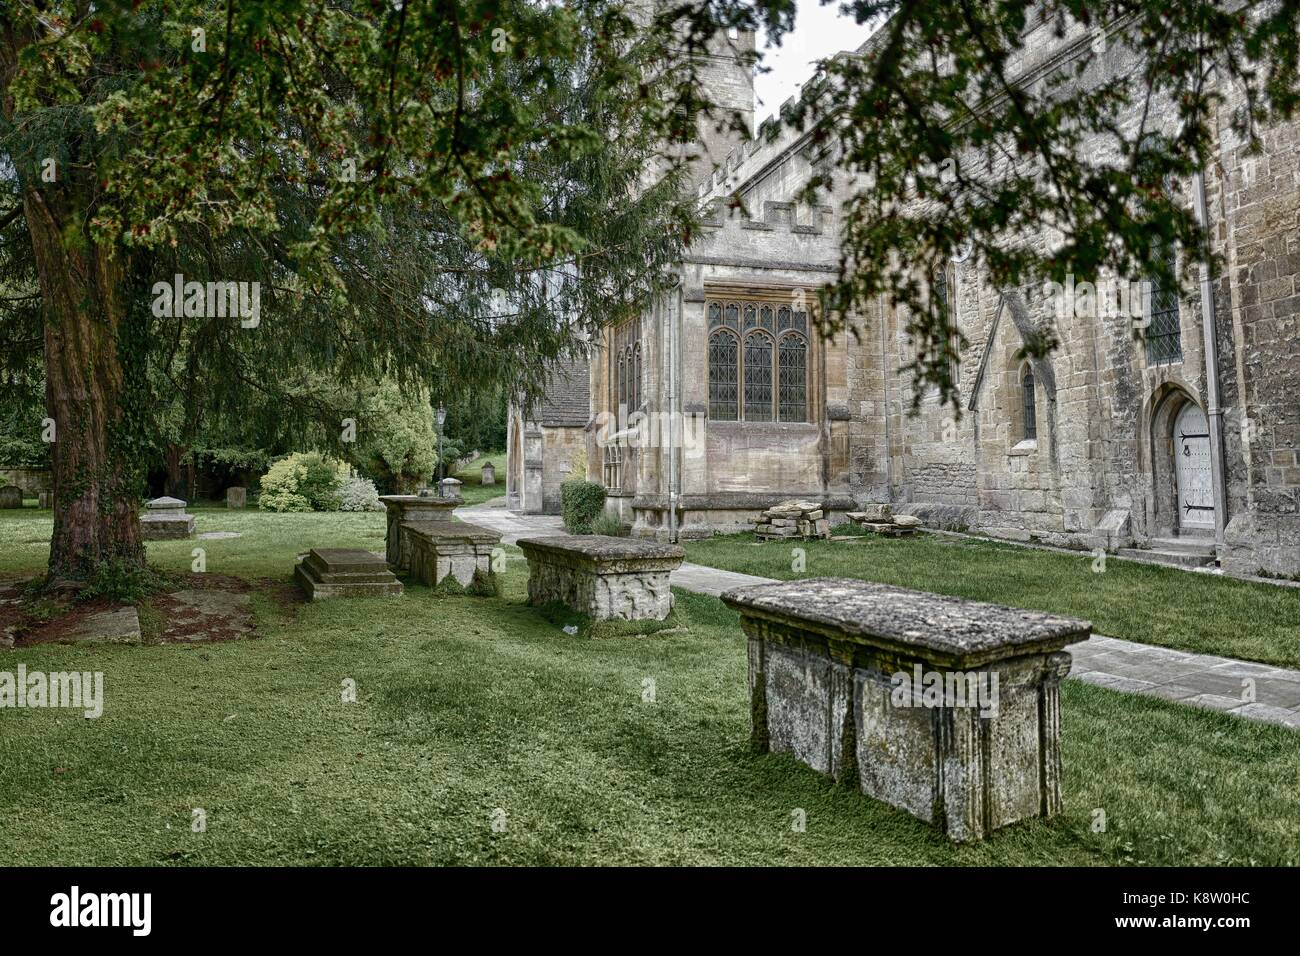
631;342;642;411
778;332;807;422
708;329;739;421
743;331;774;422
708;296;809;422
1021;366;1038;441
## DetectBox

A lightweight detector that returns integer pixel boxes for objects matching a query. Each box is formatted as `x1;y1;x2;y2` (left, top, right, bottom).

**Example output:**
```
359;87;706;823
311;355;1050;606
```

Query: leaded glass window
1022;367;1037;441
1145;244;1182;365
609;318;641;415
707;296;808;422
743;331;774;422
632;342;642;410
778;333;807;422
709;329;739;421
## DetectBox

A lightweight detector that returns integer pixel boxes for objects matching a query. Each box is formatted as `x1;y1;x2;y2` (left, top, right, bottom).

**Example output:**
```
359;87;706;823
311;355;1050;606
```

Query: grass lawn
684;531;1300;670
452;452;506;507
0;508;1297;865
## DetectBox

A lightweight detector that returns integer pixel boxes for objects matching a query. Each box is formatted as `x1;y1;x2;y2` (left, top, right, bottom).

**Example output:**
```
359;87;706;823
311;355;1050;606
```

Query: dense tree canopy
0;0;702;581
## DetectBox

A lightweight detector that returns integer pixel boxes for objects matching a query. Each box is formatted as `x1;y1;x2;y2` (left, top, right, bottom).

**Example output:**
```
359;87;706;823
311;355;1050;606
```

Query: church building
514;10;1300;579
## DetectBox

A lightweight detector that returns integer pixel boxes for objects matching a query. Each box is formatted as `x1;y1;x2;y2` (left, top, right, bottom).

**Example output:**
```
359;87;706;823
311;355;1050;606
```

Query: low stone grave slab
720;577;1090;843
405;521;501;592
61;607;143;645
294;548;404;600
517;535;685;622
198;531;242;540
157;588;253;641
140;496;196;540
379;494;463;571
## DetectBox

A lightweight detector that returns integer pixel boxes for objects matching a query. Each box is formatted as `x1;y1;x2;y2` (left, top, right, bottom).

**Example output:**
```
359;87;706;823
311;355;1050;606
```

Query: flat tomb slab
721;576;1090;842
721;577;1089;669
517;535;685;622
295;548;403;600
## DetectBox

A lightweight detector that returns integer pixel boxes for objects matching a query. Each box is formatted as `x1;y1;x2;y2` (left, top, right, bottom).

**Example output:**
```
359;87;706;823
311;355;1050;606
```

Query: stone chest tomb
379;493;462;571
404;521;502;592
721;577;1089;842
140;496;196;540
516;535;685;622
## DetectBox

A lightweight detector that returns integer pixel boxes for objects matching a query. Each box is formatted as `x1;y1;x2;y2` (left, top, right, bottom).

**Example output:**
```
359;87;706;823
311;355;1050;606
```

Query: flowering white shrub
338;474;383;512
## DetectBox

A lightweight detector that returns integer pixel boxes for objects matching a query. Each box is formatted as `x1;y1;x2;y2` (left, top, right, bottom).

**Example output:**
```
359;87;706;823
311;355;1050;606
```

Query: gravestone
140;496;197;540
38;492;51;509
517;535;685;621
481;462;496;485
226;486;247;509
294;548;404;600
0;486;22;509
721;577;1089;843
439;477;464;499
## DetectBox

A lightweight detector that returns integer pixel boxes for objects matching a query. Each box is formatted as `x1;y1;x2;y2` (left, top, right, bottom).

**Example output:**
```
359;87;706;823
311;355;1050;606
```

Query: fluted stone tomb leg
722;578;1089;842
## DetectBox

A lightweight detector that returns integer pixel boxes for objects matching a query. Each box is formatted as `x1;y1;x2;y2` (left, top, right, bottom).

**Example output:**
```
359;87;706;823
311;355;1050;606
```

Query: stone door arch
1148;387;1217;536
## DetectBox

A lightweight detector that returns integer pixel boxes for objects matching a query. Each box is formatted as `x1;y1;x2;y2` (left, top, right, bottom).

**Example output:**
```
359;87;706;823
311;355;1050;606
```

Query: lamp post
436;405;447;481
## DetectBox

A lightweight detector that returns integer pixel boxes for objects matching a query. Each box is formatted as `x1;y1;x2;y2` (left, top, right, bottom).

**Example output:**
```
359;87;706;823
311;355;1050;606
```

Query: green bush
591;512;625;537
82;557;164;604
258;452;347;512
561;480;607;534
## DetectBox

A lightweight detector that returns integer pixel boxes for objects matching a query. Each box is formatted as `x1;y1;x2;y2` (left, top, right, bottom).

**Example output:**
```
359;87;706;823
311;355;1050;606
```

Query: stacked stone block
753;499;831;541
844;504;923;537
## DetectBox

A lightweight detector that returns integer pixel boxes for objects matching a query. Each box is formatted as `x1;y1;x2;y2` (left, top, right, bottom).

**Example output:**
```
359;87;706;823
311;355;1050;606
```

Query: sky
752;2;876;124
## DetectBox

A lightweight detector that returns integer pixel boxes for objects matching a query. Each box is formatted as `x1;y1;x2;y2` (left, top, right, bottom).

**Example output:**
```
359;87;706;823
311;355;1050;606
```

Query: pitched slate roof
534;354;591;427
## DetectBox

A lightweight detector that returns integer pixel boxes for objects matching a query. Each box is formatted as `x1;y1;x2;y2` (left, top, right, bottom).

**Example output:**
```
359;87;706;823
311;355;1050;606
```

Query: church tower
687;25;756;186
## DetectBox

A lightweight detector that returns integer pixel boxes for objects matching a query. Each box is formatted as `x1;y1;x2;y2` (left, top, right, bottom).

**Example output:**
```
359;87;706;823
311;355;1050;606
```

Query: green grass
0;509;1297;865
684;532;1300;669
452;451;507;507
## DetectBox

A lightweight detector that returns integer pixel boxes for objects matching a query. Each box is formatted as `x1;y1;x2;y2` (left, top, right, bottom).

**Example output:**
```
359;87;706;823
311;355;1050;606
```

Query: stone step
1116;547;1216;569
1149;536;1217;555
295;549;403;600
303;549;389;577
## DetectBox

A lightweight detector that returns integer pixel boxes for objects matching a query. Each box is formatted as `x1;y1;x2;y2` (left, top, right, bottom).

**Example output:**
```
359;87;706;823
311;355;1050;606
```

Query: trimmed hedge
560;479;607;535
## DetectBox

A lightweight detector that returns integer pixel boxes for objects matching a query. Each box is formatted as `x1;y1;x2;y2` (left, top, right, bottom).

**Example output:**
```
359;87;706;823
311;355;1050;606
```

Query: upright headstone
480;462;496;486
226;486;247;509
140;496;197;540
0;487;22;509
439;477;464;500
38;491;52;509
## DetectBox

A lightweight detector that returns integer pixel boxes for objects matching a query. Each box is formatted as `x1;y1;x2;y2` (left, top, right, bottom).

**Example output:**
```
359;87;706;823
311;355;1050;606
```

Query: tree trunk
23;186;145;584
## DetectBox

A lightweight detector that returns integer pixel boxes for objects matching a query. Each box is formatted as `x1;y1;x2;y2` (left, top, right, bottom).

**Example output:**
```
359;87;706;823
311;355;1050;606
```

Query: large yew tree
0;0;699;583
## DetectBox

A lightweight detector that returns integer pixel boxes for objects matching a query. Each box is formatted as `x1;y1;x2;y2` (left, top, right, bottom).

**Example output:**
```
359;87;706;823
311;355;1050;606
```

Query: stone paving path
459;505;1300;729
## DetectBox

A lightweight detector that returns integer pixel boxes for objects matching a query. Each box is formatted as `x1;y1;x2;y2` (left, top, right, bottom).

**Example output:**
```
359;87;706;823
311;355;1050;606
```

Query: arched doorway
1173;404;1214;532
